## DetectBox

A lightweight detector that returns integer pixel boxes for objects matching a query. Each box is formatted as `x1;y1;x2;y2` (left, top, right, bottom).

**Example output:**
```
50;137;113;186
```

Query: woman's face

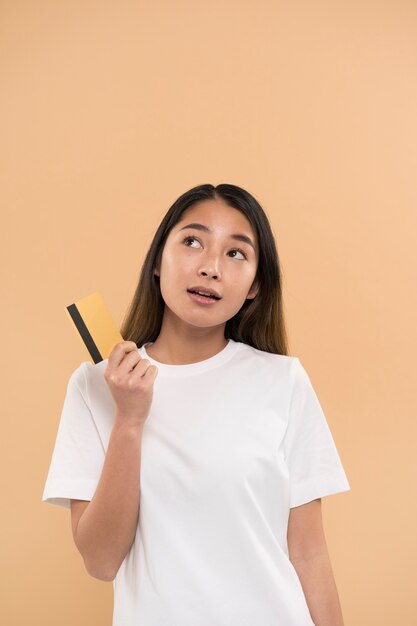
154;198;259;331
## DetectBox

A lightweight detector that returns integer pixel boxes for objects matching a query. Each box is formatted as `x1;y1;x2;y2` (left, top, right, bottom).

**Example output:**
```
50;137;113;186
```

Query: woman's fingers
104;341;158;424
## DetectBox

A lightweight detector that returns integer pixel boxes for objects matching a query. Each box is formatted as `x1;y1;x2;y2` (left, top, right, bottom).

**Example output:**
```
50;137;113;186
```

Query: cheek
164;248;194;272
160;249;175;272
160;250;193;282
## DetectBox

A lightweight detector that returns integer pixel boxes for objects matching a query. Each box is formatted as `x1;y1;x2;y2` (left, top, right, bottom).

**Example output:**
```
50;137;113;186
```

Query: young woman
43;183;350;626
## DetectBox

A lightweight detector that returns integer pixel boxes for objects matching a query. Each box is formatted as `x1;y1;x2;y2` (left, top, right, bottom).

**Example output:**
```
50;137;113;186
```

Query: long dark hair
120;183;289;355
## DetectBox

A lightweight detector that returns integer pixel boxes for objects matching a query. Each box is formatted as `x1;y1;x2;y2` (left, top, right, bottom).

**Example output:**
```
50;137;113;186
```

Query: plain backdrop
1;1;416;625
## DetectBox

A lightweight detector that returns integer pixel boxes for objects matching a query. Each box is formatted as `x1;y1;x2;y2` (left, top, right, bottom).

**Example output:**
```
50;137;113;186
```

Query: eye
182;236;247;260
228;248;247;260
183;236;202;249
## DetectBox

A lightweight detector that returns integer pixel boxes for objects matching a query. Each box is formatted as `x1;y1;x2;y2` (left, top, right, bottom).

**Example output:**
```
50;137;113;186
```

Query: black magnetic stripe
67;303;103;364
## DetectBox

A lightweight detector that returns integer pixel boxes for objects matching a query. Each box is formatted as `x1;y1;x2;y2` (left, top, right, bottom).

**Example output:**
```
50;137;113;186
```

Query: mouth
187;288;222;301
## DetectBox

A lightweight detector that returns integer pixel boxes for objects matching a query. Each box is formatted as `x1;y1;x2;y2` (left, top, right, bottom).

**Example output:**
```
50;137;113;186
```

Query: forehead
175;199;257;239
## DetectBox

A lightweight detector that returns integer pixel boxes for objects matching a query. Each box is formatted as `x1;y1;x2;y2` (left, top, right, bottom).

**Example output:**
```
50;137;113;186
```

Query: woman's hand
104;341;158;426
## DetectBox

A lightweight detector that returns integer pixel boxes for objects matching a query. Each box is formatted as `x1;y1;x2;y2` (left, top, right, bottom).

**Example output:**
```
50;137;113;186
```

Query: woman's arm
71;415;145;581
287;498;345;626
71;343;157;581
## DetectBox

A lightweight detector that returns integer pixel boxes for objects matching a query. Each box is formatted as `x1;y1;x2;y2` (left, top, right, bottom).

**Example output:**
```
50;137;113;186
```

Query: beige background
1;1;416;624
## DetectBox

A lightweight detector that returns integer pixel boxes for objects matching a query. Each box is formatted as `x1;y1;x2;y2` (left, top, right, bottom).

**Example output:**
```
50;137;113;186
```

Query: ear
246;280;259;300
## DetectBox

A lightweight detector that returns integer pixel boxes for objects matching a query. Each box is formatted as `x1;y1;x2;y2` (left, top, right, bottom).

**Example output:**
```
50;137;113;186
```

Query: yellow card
65;292;124;364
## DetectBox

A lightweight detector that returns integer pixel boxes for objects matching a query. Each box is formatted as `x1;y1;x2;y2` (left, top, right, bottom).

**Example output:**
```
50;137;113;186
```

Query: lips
187;285;222;300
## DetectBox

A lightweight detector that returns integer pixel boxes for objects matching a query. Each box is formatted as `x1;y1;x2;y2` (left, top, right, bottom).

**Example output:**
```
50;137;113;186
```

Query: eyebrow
178;223;255;251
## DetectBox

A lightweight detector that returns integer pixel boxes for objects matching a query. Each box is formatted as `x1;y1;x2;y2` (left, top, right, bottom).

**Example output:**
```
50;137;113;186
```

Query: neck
145;311;228;365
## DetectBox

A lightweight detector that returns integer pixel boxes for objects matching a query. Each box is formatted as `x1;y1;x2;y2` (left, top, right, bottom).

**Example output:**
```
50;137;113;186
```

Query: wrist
114;412;146;435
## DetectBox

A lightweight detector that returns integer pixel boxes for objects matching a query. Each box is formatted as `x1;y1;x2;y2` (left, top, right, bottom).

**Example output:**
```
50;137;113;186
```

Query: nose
198;257;221;280
200;269;219;279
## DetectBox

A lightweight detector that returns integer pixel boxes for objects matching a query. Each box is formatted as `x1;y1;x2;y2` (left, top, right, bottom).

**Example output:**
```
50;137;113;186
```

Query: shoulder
238;341;298;367
236;341;300;380
64;359;115;436
66;358;109;399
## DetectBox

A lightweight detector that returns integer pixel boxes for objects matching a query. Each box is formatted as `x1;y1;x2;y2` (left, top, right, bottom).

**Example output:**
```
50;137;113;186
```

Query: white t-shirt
42;339;350;626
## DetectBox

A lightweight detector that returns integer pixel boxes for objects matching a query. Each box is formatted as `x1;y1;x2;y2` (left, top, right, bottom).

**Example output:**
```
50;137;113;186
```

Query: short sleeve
284;358;351;508
42;363;105;510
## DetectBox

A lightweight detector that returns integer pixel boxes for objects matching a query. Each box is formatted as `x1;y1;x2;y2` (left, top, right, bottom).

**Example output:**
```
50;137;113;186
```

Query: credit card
65;292;124;364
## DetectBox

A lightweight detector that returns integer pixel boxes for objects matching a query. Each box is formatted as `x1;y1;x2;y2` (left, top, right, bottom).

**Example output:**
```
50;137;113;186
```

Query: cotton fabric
42;339;350;626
